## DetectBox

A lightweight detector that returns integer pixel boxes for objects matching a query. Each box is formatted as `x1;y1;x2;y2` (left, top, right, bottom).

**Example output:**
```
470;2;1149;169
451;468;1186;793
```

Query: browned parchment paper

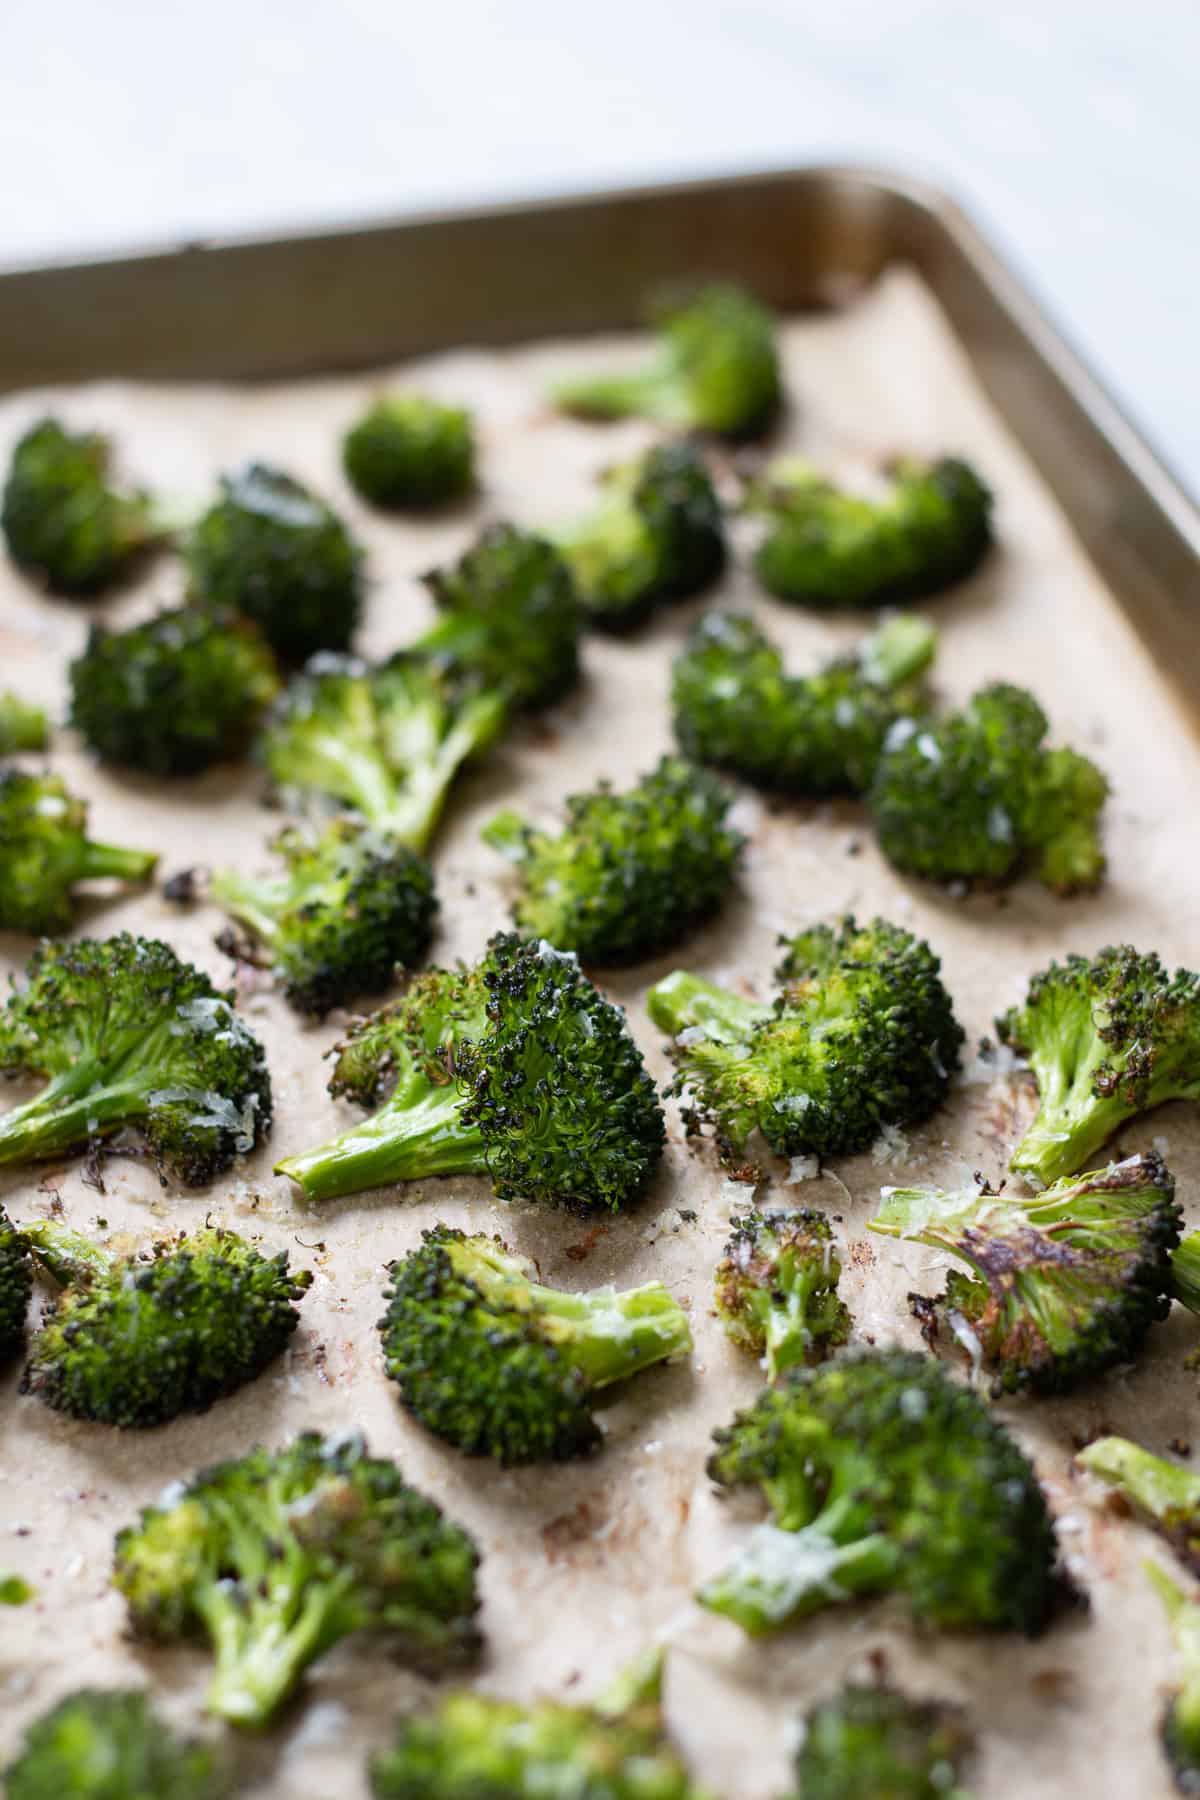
2;269;1198;1798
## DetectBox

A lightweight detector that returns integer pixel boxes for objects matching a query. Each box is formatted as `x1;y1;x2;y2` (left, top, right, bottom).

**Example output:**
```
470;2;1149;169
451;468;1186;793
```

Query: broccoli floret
1;418;162;596
672;610;936;796
0;769;158;934
112;1430;481;1725
556;442;725;630
715;1209;850;1378
553;283;781;439
69;605;279;777
0;934;272;1186
0;692;49;756
378;1223;691;1463
871;1152;1181;1394
997;946;1200;1187
208;819;436;1015
1;1203;32;1360
342;393;475;509
868;683;1108;892
185;464;364;664
3;1689;228;1800
277;933;664;1209
648;916;963;1162
1147;1564;1200;1793
750;456;993;609
19;1220;310;1426
698;1349;1060;1637
482;755;743;963
791;1681;973;1800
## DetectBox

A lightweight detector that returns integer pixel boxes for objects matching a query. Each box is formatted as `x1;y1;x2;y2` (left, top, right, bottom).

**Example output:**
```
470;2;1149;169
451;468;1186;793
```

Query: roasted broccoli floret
672;610;936;796
1;418;162;596
69;604;279;776
871;1152;1180;1395
0;1203;32;1360
868;683;1108;892
1147;1564;1200;1794
208;819;436;1015
715;1209;850;1378
483;755;743;963
277;933;664;1209
0;691;49;756
750;456;993;609
698;1349;1060;1637
791;1681;973;1800
648;916;963;1162
112;1430;481;1725
997;946;1200;1186
0;769;157;934
19;1220;310;1426
554;283;781;438
555;442;725;629
185;464;364;663
3;1689;228;1800
342;393;475;509
378;1224;691;1463
0;934;271;1186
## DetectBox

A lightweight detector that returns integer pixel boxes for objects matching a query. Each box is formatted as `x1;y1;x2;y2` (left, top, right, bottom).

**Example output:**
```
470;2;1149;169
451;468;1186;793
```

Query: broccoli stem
207;871;285;949
74;840;159;884
199;1572;354;1726
698;1513;901;1635
480;809;529;862
646;971;769;1043
1173;1234;1200;1314
1009;1093;1132;1188
21;1219;114;1284
275;1078;487;1202
859;614;937;688
0;1068;150;1166
762;1271;836;1379
382;691;508;852
552;368;679;425
1077;1436;1200;1521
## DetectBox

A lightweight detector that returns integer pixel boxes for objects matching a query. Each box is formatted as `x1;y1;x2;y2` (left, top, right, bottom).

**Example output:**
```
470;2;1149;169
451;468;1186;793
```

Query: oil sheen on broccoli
0;934;272;1186
0;692;49;756
378;1224;691;1463
482;755;743;963
277;933;664;1210
2;418;162;596
3;1689;229;1800
672;610;936;796
342;393;475;509
556;442;726;629
997;945;1200;1186
648;916;963;1161
715;1209;850;1378
185;464;365;663
698;1349;1060;1637
791;1681;974;1800
749;456;993;609
112;1431;482;1725
0;769;158;934
69;605;279;776
553;282;781;438
869;683;1108;892
871;1152;1181;1395
0;1204;32;1360
209;819;437;1015
19;1220;311;1427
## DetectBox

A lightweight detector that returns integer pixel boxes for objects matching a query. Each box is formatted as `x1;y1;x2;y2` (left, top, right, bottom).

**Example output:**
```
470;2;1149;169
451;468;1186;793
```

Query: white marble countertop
4;1;1196;485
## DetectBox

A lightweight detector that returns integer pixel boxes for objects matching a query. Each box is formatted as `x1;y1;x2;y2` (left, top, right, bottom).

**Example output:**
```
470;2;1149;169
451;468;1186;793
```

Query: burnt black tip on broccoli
2;417;164;596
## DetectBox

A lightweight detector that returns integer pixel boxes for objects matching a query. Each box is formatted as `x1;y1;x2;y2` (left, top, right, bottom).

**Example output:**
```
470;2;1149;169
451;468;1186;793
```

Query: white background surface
5;2;1197;482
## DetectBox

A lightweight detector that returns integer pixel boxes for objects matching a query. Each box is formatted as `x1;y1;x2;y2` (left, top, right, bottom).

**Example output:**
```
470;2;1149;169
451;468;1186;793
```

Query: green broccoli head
20;1221;311;1427
557;442;726;630
0;691;49;756
1;418;161;597
0;1203;32;1360
342;393;475;509
0;934;272;1187
715;1209;850;1379
699;1349;1060;1637
750;455;993;609
868;683;1108;892
1146;1564;1200;1796
277;934;665;1210
997;945;1200;1186
185;464;365;664
483;755;743;964
209;819;437;1015
69;605;279;777
871;1152;1181;1395
791;1681;973;1800
3;1689;229;1800
648;916;963;1162
113;1430;482;1725
0;769;158;934
378;1224;691;1464
672;610;936;796
553;283;781;438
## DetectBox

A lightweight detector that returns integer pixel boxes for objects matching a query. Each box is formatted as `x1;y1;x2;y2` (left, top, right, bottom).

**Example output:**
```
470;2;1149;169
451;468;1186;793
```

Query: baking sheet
2;266;1198;1798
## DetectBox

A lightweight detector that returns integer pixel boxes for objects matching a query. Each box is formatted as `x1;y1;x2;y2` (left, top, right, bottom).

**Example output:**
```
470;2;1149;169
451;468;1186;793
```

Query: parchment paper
2;268;1198;1798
